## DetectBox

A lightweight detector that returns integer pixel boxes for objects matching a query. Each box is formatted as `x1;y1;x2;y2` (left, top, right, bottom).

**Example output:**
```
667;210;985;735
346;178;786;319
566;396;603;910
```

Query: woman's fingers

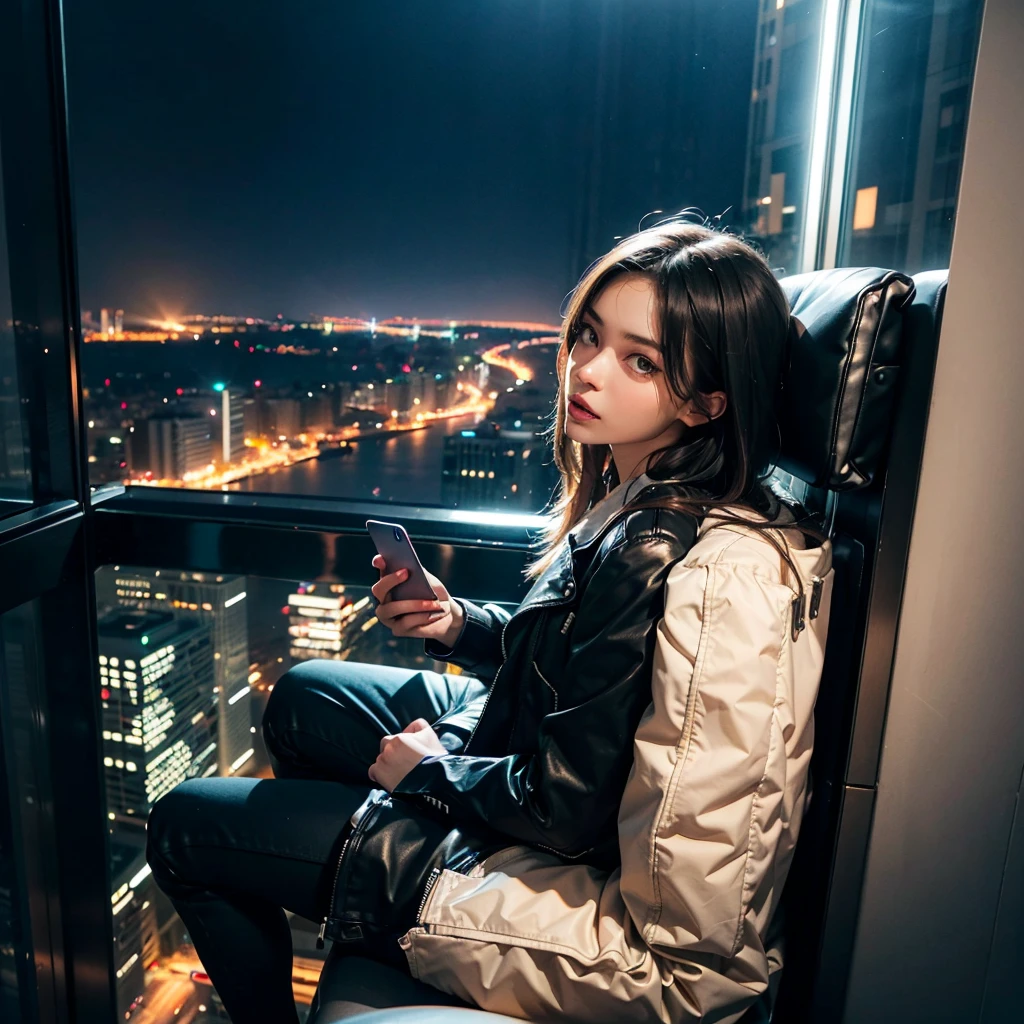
390;611;449;636
378;597;444;619
370;567;409;604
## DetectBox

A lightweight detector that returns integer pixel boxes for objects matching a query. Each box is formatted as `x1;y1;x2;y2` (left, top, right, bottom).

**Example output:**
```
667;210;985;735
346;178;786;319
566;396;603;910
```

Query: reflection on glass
839;0;984;272
0;618;24;1021
94;564;486;1022
0;138;31;512
67;2;826;507
741;0;826;275
0;603;46;1021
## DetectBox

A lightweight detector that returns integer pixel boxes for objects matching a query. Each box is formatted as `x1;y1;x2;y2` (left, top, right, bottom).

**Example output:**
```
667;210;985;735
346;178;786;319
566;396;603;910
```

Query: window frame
0;1;996;1023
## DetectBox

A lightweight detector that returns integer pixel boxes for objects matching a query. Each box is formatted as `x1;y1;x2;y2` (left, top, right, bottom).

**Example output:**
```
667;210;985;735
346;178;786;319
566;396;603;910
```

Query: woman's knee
146;779;207;887
261;660;329;763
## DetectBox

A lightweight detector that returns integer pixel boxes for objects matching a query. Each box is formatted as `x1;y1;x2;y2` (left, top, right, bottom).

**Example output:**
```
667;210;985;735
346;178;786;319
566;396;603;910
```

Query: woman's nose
576;351;609;388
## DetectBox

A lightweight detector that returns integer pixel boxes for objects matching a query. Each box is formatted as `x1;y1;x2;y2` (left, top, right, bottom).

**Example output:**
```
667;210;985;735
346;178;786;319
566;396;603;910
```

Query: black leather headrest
778;267;915;491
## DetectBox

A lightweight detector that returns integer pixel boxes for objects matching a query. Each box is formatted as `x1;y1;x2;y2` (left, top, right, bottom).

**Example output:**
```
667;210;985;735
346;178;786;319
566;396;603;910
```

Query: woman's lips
568;395;599;421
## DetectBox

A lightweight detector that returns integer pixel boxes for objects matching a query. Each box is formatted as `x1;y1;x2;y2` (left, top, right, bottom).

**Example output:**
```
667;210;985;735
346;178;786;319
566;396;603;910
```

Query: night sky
66;1;758;324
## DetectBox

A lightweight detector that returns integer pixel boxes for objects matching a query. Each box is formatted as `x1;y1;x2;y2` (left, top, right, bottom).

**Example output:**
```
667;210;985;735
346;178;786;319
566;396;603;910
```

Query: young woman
146;220;833;1024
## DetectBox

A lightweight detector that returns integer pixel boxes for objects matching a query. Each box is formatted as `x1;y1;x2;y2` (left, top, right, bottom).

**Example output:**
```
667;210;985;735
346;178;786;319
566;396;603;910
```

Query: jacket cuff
422;597;504;680
423;597;469;660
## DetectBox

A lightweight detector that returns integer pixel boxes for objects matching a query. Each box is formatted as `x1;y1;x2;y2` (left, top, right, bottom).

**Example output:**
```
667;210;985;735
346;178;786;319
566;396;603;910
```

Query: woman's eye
627;354;660;376
576;324;598;346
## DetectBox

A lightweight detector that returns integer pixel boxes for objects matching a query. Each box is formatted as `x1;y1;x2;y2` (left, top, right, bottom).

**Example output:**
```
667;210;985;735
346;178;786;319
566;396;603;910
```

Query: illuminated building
441;425;557;511
100;307;111;335
286;586;377;663
96;568;254;778
108;836;159;1023
841;2;982;271
96;609;216;821
218;387;246;464
114;308;124;334
741;0;823;272
146;414;213;479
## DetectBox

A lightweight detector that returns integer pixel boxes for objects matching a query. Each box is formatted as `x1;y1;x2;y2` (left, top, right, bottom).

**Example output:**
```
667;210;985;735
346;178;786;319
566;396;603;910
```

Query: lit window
853;186;879;230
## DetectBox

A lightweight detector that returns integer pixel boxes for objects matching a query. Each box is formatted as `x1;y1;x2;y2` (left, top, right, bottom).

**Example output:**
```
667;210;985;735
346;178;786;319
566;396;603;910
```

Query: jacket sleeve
400;554;809;1024
397;531;688;857
423;597;511;682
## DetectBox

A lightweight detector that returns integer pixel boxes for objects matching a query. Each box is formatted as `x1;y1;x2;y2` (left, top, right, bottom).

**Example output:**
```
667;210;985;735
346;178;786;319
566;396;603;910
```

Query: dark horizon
64;0;757;324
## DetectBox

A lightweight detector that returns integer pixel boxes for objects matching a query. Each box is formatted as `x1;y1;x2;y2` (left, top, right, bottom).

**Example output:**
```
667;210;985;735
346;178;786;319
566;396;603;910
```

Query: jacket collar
569;472;698;551
515;473;700;617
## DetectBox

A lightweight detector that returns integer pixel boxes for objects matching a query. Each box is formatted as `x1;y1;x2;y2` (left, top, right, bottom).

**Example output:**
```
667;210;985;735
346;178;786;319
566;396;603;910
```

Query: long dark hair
526;217;821;589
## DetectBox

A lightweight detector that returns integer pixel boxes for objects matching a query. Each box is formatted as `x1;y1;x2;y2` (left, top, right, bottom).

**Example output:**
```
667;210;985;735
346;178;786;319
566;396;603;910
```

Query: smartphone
366;519;437;603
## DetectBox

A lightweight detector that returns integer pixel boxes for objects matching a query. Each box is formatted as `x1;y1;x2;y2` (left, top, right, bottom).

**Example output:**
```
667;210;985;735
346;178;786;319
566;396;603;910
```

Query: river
236;411;485;507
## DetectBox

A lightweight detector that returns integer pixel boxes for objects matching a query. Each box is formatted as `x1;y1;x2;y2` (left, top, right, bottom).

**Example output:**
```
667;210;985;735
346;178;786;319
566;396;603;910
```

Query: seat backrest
751;267;950;1023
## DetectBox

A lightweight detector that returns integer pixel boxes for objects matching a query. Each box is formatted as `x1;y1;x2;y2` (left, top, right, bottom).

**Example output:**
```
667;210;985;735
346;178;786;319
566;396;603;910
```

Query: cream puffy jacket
398;516;834;1023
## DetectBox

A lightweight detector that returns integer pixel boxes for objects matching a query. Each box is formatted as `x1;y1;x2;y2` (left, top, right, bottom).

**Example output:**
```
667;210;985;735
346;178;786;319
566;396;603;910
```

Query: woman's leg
262;659;487;785
146;775;369;1024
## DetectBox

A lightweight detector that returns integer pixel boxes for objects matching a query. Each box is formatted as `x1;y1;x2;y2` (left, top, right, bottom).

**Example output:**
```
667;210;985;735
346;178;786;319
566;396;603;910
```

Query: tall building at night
218;387;246;464
840;0;982;271
741;0;981;274
109;836;159;1023
95;567;254;778
286;585;384;663
741;0;822;273
146;414;213;480
96;609;216;821
440;427;558;511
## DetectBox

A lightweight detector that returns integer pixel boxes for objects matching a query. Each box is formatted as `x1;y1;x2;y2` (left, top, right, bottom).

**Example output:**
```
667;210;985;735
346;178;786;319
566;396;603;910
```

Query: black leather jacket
324;477;701;949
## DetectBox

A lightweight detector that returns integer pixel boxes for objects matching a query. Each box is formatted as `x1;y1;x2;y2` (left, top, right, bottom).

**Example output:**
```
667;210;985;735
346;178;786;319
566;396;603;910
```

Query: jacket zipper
415;867;442;924
316;795;381;949
809;575;824;619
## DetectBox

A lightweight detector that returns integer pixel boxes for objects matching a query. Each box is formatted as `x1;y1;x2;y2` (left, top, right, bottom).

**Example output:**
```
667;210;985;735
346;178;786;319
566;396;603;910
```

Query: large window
93;561;504;1022
838;0;984;271
67;1;828;510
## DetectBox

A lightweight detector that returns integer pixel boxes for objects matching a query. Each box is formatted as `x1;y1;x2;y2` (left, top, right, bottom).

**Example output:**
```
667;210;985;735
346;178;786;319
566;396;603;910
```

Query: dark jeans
145;659;487;1024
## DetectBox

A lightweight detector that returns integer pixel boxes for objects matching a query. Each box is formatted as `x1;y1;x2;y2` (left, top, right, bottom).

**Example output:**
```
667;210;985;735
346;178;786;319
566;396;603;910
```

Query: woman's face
565;274;709;478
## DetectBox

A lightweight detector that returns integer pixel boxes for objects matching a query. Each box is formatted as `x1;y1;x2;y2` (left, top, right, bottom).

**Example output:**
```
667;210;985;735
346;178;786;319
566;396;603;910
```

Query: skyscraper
219;388;246;465
96;609;216;821
146;415;213;481
109;836;159;1023
741;0;823;273
286;585;368;663
114;308;124;334
440;427;557;511
841;0;982;271
96;567;254;778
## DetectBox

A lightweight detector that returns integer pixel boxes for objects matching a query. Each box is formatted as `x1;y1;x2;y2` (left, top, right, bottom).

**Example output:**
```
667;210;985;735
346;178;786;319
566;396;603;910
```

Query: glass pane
94;562;499;1022
0;634;25;1020
0;136;31;513
838;0;984;272
67;2;826;508
0;602;51;1022
741;0;826;275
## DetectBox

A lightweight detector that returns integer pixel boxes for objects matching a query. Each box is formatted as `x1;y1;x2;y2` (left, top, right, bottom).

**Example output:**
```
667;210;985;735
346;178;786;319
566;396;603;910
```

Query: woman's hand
368;718;448;791
370;554;464;646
